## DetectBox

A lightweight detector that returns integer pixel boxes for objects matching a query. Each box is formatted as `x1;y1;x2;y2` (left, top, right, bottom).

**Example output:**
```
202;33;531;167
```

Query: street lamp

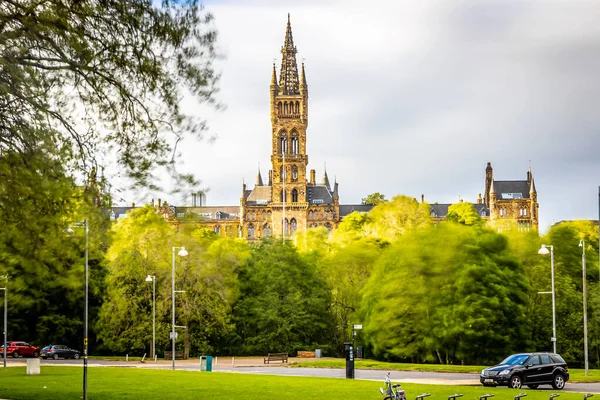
538;244;556;354
145;275;156;360
171;246;188;370
579;240;589;376
1;275;7;370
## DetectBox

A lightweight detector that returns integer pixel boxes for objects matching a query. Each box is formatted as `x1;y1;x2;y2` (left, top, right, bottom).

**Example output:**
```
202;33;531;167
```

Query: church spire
322;164;331;190
279;13;300;95
256;166;264;186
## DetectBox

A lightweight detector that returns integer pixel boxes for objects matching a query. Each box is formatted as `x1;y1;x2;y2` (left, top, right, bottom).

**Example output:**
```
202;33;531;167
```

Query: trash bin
356;346;364;359
315;349;322;358
344;342;354;379
200;355;213;372
26;358;40;375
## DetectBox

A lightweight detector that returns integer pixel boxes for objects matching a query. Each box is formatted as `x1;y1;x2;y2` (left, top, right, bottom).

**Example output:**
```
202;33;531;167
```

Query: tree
361;192;387;205
232;240;332;355
446;202;485;226
362;195;431;242
1;0;219;188
360;223;529;364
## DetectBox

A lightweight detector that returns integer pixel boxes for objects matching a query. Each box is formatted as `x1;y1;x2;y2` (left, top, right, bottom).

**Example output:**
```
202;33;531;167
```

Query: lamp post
171;246;188;370
579;240;589;376
145;275;156;360
1;275;7;370
538;244;556;354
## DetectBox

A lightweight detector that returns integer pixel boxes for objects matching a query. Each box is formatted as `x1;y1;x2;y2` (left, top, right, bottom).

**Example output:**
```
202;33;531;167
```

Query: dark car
0;341;40;358
41;345;80;360
480;352;569;390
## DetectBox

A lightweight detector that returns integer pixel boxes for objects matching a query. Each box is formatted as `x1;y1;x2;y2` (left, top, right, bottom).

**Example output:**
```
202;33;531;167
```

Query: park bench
164;351;188;360
264;353;288;364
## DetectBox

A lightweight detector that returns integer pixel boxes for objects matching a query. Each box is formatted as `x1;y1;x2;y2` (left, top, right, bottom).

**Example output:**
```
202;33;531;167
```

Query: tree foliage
446;202;485;226
1;0;219;188
362;195;431;242
361;192;387;205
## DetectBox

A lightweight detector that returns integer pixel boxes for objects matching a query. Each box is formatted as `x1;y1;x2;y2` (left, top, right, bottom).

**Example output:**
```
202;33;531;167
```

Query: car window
501;354;530;365
550;354;566;364
528;355;541;365
540;354;552;364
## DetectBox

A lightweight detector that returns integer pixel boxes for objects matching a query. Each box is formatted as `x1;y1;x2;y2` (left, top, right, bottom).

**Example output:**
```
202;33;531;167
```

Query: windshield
500;354;530;365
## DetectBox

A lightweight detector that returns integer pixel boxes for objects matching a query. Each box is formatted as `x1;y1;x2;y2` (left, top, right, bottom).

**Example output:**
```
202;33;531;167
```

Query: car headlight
499;369;511;376
481;369;486;375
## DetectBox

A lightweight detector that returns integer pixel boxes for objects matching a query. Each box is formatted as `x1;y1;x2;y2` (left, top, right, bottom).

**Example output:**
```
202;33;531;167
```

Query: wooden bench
164;351;188;360
264;353;288;364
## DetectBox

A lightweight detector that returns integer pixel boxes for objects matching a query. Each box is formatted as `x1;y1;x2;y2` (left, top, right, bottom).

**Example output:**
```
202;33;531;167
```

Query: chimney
421;194;424;204
310;169;316;185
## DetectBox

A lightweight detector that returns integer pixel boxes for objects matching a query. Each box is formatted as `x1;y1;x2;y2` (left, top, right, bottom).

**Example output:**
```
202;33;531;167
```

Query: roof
429;203;489;218
493;180;530;200
339;204;374;217
246;186;272;204
307;185;333;204
177;206;240;220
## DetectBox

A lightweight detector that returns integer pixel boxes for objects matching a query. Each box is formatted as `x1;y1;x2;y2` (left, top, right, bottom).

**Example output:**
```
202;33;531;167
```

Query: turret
484;162;493;207
322;168;331;190
256;167;264;186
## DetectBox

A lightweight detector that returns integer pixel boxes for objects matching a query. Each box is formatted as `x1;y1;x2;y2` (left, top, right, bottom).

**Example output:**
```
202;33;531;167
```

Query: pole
550;245;557;354
282;148;286;241
152;276;156;360
83;219;88;400
2;282;6;370
582;240;589;376
171;247;176;371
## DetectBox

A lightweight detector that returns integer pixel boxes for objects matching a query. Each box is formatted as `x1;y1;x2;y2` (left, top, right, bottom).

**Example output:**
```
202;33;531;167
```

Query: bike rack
584;395;594;400
514;394;527;400
448;394;463;400
549;394;560;400
416;394;431;400
479;394;494;400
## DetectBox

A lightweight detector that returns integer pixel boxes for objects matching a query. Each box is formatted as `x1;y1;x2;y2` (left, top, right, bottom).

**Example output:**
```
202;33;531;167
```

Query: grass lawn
293;360;600;383
0;367;594;400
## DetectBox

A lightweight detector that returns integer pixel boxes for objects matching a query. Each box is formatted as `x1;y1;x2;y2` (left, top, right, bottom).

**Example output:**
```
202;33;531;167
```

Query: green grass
294;359;600;383
0;366;593;400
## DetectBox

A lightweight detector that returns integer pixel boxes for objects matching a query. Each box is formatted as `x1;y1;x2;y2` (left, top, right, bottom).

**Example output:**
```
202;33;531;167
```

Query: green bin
200;355;212;372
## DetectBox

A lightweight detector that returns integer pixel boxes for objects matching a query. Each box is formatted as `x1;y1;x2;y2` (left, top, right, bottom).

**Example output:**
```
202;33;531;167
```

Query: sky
132;0;600;233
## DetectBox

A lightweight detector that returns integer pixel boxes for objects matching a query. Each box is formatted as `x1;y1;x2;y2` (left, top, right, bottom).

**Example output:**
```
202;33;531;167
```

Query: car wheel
552;373;566;390
509;375;522;389
32;351;39;358
53;354;59;360
12;351;19;358
73;353;80;360
527;384;539;389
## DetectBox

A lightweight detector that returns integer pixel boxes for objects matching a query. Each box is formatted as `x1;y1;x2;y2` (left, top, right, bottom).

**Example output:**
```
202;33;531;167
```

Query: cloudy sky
139;0;600;232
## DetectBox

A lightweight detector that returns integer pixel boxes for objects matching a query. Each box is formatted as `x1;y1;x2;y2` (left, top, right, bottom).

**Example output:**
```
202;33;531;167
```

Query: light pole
68;220;89;399
579;240;589;376
145;275;156;360
171;246;188;370
538;244;556;354
1;275;7;370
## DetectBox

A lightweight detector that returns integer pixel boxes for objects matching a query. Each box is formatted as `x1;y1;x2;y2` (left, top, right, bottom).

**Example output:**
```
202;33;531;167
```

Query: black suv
480;352;569;390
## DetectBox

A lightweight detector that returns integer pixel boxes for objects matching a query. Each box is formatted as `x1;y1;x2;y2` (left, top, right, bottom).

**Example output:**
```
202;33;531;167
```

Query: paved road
3;357;600;394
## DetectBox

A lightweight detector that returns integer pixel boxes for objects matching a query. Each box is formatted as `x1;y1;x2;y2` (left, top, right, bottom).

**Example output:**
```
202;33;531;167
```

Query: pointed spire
271;63;277;86
300;62;307;86
530;175;536;194
322;164;331;190
490;178;496;194
333;177;339;198
256;165;264;186
279;14;300;95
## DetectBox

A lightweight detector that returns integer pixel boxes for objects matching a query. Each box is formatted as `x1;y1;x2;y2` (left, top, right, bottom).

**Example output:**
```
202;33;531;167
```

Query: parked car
480;352;569;390
0;341;40;358
41;345;81;360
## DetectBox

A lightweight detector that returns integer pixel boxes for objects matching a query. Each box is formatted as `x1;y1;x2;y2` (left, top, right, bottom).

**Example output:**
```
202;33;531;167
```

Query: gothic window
325;222;332;232
291;135;299;154
480;210;486;217
295;101;300;114
292;165;298;180
262;211;266;220
284;102;289;114
252;211;256;220
291;218;297;234
431;210;437;218
291;189;298;202
329;211;333;220
214;225;221;234
278;101;282;115
309;210;313;219
267;210;272;219
523;208;527;216
246;211;250;220
280;165;287;182
283;218;289;236
280;189;286;202
247;224;255;239
280;135;288;154
263;224;271;238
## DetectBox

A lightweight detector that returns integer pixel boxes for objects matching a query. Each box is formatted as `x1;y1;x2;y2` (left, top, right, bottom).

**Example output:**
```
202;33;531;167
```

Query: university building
110;16;539;235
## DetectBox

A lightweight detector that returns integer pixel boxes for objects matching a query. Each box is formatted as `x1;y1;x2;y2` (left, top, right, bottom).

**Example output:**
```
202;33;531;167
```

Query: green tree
232;240;332;355
361;192;387;205
1;0;219;188
361;223;529;364
446;202;485;226
362;195;431;242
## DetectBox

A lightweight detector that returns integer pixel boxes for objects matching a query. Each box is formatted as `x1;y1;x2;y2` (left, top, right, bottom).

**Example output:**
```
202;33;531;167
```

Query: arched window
291;136;299;154
263;224;271;238
262;211;266;220
280;189;286;202
283;218;289;236
292;166;298;181
523;208;527;216
278;101;282;115
325;222;332;232
291;218;297;234
252;211;256;220
309;210;313;219
329;211;333;220
247;224;255;239
246;212;250;220
280;136;287;154
284;102;288;114
214;225;221;234
280;165;286;182
295;101;300;114
267;210;272;219
291;189;298;202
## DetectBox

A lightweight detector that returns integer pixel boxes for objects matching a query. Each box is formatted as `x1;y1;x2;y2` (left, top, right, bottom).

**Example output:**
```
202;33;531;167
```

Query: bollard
232;357;235;367
126;354;128;362
514;394;527;400
479;395;494;400
215;356;218;365
416;394;431;400
448;394;463;400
